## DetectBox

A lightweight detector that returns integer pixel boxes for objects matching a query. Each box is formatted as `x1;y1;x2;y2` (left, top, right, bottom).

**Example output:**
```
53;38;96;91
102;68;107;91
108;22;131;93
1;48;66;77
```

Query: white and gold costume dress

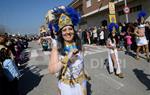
107;38;121;74
58;52;87;95
136;24;148;46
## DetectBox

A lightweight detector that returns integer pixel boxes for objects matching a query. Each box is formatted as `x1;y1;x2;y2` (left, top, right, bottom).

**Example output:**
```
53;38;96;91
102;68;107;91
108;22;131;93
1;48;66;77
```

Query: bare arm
134;27;140;36
106;39;114;49
48;39;63;75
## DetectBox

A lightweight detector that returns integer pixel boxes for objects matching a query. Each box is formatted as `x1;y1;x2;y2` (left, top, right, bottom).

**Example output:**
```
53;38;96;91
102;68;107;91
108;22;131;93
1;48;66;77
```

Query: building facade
69;0;150;30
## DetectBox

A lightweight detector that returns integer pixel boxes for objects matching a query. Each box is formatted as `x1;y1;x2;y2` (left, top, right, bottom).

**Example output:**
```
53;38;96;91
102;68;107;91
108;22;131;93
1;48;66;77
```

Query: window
130;5;142;13
118;5;142;16
118;10;124;16
86;0;92;8
137;5;142;11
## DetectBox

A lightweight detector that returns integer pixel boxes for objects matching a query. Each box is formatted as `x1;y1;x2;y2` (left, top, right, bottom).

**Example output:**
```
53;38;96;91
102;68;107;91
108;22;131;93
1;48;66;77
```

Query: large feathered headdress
137;11;146;19
108;23;119;32
137;11;147;23
45;6;81;32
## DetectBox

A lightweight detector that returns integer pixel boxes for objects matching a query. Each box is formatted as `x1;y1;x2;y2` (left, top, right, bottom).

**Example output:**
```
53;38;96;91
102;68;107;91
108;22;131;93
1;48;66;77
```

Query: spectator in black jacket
145;21;150;51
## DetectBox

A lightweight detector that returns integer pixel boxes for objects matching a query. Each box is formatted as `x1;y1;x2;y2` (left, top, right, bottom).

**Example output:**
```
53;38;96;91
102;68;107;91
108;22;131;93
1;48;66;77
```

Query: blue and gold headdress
108;23;119;32
137;11;147;23
137;11;146;19
58;13;73;29
46;6;81;32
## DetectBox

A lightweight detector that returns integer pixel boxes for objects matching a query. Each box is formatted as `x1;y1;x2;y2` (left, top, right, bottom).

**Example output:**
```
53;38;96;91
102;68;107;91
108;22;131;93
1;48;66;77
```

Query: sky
0;0;73;35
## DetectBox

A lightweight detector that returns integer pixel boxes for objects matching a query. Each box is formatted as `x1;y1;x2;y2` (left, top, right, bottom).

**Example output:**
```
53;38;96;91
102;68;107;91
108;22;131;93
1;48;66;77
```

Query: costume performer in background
48;6;88;95
134;11;150;62
106;23;124;78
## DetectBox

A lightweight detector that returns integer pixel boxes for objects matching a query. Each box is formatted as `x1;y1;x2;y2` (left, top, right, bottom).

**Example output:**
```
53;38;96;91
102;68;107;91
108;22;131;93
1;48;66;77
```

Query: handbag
2;59;20;81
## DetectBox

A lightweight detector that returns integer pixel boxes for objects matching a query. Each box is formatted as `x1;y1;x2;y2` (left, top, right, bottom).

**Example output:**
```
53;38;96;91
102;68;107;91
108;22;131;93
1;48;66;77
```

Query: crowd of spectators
0;33;30;95
77;21;150;53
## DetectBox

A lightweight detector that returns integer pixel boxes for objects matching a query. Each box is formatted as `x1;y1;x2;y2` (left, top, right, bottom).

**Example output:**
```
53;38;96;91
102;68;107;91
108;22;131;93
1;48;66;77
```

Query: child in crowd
125;32;132;54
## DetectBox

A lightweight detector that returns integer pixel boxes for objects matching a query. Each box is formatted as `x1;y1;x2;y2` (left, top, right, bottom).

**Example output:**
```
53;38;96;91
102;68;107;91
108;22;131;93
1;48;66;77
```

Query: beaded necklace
64;43;77;54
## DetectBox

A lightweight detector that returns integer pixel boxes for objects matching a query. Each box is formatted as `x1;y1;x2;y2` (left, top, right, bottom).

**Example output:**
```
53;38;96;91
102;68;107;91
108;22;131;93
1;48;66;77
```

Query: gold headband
58;13;73;29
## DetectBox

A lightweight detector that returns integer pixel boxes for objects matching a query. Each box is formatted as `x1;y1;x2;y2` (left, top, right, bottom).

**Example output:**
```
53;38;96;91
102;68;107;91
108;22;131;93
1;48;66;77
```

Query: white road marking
84;46;108;56
32;68;41;74
39;69;49;76
28;65;37;71
30;50;39;58
30;45;107;58
94;73;124;89
30;48;50;58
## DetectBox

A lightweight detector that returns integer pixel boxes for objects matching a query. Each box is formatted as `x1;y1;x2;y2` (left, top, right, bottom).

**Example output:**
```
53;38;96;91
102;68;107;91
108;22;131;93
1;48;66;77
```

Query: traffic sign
124;6;130;14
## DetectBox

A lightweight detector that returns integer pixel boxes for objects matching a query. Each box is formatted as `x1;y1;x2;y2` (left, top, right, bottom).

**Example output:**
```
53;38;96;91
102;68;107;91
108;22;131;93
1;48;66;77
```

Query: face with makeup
61;25;74;42
141;17;145;24
112;31;116;37
112;27;116;37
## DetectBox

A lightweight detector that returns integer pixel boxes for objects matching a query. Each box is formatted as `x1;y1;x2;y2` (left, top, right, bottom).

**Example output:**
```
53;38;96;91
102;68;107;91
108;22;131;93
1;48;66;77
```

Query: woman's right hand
107;43;115;50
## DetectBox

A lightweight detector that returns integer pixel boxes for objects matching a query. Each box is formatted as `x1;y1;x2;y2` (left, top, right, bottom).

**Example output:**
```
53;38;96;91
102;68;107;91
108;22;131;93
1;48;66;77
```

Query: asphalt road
19;41;150;95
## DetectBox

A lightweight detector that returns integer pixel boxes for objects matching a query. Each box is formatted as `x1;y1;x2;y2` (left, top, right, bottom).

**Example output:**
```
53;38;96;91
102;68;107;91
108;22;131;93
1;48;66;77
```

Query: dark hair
0;48;10;63
127;23;135;33
57;25;82;56
108;32;115;43
137;17;145;25
0;35;7;45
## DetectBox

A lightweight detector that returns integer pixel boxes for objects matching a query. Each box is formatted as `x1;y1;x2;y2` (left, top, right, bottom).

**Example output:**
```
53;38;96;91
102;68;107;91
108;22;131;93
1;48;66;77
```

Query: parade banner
109;14;116;23
109;2;115;14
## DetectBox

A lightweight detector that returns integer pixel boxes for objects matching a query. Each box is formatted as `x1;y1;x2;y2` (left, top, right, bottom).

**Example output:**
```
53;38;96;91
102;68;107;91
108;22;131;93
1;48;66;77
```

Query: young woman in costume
48;7;88;95
134;11;150;62
106;23;124;78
